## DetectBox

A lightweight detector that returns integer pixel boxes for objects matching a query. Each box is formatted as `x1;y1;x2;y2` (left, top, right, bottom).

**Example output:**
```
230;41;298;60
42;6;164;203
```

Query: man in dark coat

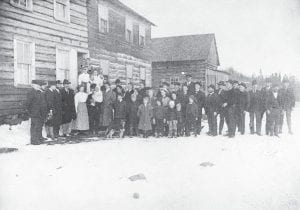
60;79;76;137
194;82;206;134
53;81;63;138
205;85;220;136
248;80;263;135
217;81;228;135
266;84;283;137
224;80;239;138
236;82;249;135
185;95;199;137
261;79;272;135
87;84;99;135
184;74;195;95
279;79;295;134
45;81;57;139
25;80;48;145
126;94;140;137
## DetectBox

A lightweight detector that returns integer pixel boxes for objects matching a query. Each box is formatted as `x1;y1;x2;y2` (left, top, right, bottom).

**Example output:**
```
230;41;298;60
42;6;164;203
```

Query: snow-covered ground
1;106;300;210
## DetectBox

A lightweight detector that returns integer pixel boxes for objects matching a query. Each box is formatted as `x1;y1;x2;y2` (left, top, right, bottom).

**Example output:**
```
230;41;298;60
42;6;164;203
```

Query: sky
121;0;300;78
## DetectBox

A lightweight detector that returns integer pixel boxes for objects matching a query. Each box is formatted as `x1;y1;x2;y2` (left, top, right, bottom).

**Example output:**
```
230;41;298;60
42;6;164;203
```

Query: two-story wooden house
87;0;154;86
0;0;89;124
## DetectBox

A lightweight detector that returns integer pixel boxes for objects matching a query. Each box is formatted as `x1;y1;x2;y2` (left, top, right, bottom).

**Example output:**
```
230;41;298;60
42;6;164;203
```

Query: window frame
54;0;70;23
98;4;109;34
13;38;35;87
170;77;180;85
100;60;110;76
56;46;71;82
126;29;132;43
125;17;133;43
10;0;33;11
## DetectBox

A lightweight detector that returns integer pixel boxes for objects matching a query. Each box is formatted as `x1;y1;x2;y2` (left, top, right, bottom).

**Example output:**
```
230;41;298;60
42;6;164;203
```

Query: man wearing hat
25;80;48;145
266;84;283;137
205;84;219;136
184;74;195;95
217;81;228;135
223;80;239;138
248;80;263;135
261;78;272;135
60;79;76;137
279;79;295;134
194;81;206;134
45;81;57;140
236;82;249;135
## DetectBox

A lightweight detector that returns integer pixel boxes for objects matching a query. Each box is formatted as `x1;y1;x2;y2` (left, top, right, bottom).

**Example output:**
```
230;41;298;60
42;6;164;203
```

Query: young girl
137;97;153;138
127;94;140;137
74;85;89;134
185;95;199;137
166;100;177;138
107;94;127;138
153;100;165;138
176;103;184;137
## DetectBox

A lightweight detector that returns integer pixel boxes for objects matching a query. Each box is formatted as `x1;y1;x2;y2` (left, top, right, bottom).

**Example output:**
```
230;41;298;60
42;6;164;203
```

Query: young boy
107;94;126;138
176;103;184;137
137;97;153;138
153;100;165;138
127;94;140;137
185;95;199;137
166;100;177;138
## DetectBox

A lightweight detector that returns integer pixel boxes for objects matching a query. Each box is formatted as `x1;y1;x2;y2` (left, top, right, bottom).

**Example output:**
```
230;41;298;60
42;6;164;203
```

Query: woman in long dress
74;86;89;133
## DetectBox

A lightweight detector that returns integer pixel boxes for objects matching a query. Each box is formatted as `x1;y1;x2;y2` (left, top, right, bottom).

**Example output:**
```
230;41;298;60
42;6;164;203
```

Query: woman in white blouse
74;85;89;133
90;69;104;89
78;67;90;93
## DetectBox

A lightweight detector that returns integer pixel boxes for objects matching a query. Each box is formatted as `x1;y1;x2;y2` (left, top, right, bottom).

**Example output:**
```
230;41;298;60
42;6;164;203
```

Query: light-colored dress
75;92;89;130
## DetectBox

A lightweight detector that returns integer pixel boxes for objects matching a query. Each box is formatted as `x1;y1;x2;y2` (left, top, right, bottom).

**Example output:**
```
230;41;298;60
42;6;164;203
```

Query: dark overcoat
60;88;76;124
101;90;116;126
126;100;139;125
280;88;295;110
137;104;153;131
248;90;263;112
25;88;48;120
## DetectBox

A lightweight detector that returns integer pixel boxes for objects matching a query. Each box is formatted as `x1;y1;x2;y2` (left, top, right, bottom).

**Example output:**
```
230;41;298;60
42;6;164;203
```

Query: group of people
25;69;295;145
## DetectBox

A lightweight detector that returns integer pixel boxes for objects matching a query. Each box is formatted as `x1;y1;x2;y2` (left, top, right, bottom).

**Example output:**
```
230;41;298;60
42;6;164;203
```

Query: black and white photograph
0;0;300;209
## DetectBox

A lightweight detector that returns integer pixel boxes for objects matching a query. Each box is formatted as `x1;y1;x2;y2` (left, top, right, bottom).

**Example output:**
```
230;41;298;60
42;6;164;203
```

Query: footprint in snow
200;162;215;167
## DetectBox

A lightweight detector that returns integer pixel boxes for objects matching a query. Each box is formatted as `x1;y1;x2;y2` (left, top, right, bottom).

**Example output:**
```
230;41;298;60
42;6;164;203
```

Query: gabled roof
105;0;155;26
151;34;220;65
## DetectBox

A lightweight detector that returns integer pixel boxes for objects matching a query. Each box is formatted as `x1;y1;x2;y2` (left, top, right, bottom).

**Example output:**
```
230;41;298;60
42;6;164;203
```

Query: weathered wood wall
87;0;153;86
0;0;89;122
151;60;207;88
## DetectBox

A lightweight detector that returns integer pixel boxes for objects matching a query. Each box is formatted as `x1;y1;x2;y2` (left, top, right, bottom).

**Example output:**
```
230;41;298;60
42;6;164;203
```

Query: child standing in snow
185;95;199;137
166;100;177;138
153;100;165;138
176;103;184;137
137;97;153;138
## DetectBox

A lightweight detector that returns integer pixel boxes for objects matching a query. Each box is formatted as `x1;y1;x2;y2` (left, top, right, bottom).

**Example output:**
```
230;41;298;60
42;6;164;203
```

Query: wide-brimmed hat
63;79;71;84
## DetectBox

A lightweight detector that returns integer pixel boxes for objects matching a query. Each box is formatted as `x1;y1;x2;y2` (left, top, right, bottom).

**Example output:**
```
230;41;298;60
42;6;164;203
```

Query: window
170;77;180;85
139;36;145;46
125;17;133;43
100;19;108;34
10;0;33;11
13;39;35;86
139;24;146;46
98;4;109;33
126;64;133;84
56;48;70;81
126;29;132;43
100;60;109;76
54;0;70;22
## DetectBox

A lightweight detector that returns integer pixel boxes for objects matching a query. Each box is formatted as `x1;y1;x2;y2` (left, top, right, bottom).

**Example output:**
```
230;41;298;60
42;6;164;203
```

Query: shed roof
151;34;219;65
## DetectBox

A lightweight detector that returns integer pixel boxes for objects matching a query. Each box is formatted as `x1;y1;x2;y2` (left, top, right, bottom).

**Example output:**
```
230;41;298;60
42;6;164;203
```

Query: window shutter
100;60;109;75
13;39;19;86
140;67;146;80
30;42;35;81
69;48;77;88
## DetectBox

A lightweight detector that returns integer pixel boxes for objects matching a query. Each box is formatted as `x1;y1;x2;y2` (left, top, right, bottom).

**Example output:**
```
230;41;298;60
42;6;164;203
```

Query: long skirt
76;102;89;131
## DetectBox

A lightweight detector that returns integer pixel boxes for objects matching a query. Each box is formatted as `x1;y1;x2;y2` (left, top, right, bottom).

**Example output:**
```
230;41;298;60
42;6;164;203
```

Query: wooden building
151;34;229;89
0;0;154;125
0;0;89;124
87;0;154;86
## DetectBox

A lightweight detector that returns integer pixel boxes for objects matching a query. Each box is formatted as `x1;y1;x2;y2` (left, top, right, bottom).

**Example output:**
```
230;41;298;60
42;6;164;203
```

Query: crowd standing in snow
25;67;295;145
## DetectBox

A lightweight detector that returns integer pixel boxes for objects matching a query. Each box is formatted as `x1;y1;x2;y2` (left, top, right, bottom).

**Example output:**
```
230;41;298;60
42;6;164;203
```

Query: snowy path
1;108;300;210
